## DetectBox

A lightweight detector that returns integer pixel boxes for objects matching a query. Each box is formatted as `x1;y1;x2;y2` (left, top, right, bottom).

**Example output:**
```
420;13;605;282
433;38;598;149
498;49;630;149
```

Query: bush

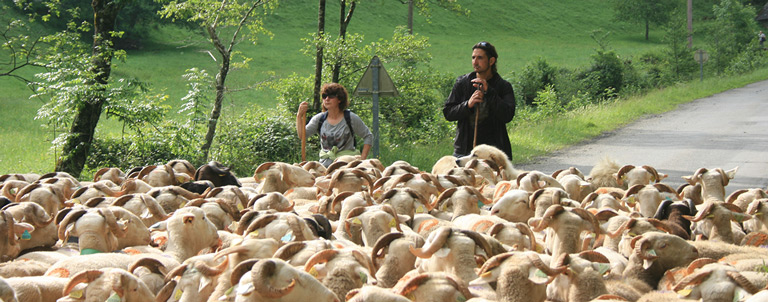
85;120;203;173
211;107;303;177
581;49;624;99
516;57;557;107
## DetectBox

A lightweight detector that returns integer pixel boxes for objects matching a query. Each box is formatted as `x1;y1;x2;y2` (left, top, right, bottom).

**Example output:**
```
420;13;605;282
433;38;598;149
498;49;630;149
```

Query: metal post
371;56;380;157
699;52;704;82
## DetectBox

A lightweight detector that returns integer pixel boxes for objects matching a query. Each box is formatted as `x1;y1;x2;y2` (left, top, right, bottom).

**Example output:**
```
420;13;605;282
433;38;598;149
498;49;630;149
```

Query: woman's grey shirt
305;110;373;166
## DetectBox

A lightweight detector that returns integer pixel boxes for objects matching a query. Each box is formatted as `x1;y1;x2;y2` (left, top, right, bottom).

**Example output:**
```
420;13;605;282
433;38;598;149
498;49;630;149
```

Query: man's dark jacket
442;71;515;159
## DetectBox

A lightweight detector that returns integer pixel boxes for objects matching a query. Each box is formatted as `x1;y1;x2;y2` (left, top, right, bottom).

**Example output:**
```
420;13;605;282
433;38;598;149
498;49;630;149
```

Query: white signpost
353;56;399;157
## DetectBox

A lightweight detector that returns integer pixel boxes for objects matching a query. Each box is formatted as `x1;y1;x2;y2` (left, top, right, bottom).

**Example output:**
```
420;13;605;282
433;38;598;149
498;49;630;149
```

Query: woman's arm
360;144;371;159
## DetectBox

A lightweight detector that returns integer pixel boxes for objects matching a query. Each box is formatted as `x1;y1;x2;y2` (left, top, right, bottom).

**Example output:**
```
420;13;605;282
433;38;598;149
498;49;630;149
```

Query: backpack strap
315;110;356;148
344;110;356;148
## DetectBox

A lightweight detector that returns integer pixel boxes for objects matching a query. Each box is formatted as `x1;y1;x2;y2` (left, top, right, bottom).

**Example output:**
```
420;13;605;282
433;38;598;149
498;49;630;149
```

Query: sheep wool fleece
305;109;374;167
443;71;515;159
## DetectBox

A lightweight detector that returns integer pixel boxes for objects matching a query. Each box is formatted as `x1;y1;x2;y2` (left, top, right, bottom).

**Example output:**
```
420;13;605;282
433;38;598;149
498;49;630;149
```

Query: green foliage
612;0;680;39
726;40;768;74
580;48;624;99
516;57;557;107
178;68;213;128
212;107;302;176
661;13;697;82
707;0;760;74
531;85;563;118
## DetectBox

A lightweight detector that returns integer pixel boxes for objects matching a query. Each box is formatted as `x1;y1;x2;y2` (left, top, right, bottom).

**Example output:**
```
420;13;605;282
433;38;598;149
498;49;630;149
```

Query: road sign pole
371;57;380;157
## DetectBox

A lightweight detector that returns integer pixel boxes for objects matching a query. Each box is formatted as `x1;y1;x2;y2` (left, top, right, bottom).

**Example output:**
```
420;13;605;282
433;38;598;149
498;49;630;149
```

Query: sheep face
165;207;220;262
234;259;339;302
490;189;532;223
372;233;424;288
623;232;698;287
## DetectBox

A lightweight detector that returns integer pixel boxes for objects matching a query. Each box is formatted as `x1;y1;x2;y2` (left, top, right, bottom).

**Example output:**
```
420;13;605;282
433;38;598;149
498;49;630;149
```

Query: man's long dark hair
473;41;498;75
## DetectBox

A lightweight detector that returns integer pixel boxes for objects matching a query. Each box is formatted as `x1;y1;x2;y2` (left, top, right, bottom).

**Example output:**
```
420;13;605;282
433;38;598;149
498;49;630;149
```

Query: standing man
443;41;516;159
759;31;766;49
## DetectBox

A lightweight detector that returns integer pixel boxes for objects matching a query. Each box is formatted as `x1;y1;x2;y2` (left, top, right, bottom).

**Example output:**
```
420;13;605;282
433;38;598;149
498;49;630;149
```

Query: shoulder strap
316;112;329;134
344;110;356;148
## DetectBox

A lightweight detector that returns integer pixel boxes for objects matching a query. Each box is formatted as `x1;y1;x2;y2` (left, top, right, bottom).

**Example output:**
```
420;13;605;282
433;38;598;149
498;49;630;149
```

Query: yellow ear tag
249;230;259;237
676;288;692;297
72;198;81;204
176;176;186;183
174;289;183;300
415;206;425;213
224;286;235;296
626;196;636;206
309;266;319;278
407;293;416;301
389;218;397;228
352;218;362;225
359;271;367;284
69;289;84;299
707;214;715;219
237;203;244;211
179;201;187;208
480;271;492;278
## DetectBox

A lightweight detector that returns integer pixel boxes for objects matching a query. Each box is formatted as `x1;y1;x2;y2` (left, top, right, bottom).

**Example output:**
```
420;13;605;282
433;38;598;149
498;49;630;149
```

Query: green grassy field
0;0;742;174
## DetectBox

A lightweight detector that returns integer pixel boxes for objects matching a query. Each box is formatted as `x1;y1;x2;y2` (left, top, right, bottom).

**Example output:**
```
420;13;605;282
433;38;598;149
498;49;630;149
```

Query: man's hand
468;89;484;108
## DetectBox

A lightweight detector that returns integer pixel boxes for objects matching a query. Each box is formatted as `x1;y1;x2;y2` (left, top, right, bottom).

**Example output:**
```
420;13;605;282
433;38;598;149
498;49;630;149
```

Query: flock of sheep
1;144;768;302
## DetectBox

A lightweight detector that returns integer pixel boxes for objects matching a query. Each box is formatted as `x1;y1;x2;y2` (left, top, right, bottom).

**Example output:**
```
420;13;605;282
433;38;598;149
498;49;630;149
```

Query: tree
9;1;166;178
156;0;279;161
707;0;760;73
312;0;326;112
613;0;679;40
398;0;469;34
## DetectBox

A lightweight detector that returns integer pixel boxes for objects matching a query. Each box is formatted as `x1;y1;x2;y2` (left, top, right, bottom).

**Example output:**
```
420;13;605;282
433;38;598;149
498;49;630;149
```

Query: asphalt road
516;79;768;195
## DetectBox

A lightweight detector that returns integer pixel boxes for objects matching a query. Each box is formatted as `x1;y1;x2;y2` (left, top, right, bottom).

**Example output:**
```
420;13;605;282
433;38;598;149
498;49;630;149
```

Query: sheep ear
397;214;410;224
681;175;696;186
308;205;320;214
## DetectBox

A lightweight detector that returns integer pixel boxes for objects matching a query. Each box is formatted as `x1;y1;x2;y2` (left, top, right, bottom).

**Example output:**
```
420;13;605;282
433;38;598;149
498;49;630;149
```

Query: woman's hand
297;101;309;117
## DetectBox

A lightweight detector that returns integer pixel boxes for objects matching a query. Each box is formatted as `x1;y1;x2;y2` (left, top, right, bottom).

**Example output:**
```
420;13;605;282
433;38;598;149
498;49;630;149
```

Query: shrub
516;57;557;107
581;49;624;99
212;107;303;177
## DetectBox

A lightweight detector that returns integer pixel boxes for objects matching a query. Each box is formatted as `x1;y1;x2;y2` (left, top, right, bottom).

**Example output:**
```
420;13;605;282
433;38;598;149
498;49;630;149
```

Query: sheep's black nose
455;159;462;166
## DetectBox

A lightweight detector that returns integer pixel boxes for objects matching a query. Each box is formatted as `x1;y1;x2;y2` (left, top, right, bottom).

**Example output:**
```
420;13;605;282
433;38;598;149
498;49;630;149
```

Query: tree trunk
200;26;231;161
331;0;356;83
55;0;122;178
408;0;413;35
645;18;649;41
313;0;326;112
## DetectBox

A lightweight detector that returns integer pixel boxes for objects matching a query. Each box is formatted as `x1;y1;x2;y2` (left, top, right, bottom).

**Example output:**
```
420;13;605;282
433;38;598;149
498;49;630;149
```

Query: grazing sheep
163;207;220;262
682;167;738;202
470;251;566;302
371;232;425;288
409;226;494;283
195;161;242;187
615;165;667;189
622;232;699;289
229;258;340;302
490;188;533;223
3;276;69;302
392;272;475;302
61;268;156;301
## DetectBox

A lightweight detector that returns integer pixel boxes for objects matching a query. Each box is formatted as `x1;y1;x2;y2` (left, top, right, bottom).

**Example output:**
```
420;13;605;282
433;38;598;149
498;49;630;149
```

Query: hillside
1;0;676;173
